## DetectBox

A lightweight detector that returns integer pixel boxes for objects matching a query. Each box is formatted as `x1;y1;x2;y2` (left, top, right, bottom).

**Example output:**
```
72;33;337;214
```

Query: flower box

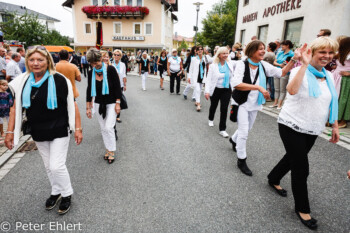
82;6;149;19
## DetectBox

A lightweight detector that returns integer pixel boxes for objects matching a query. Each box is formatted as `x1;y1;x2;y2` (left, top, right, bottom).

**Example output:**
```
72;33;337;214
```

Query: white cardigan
9;72;75;145
188;56;207;87
204;60;235;96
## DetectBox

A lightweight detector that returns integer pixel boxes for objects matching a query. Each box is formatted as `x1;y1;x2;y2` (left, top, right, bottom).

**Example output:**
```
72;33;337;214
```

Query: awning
44;45;74;52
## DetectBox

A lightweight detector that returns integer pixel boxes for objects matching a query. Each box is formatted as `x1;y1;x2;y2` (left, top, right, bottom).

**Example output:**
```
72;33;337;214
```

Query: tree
198;0;238;49
178;39;188;52
0;12;70;47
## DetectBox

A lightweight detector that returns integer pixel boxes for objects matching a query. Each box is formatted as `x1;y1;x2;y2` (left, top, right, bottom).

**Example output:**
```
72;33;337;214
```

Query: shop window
114;0;120;6
284;18;303;46
84;23;92;34
127;0;133;6
145;23;152;35
137;0;142;6
114;22;122;35
240;30;245;45
134;23;141;35
258;25;269;45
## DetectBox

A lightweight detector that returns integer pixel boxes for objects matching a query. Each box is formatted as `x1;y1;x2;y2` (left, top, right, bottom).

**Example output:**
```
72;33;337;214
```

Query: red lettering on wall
280;1;286;13
291;0;296;10
271;6;276;16
276;3;281;13
297;0;302;8
286;0;291;11
263;8;268;18
242;11;258;23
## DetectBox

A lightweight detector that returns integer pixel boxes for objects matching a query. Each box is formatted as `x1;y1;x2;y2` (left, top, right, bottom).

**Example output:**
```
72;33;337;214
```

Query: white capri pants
183;83;195;98
141;72;148;89
194;83;204;103
95;103;117;151
35;135;73;197
231;107;259;159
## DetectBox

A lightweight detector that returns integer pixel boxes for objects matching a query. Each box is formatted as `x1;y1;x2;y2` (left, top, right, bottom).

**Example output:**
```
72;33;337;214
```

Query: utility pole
193;2;203;46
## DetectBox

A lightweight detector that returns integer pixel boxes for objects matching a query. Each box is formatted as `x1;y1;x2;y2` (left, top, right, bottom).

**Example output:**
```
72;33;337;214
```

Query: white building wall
235;0;350;47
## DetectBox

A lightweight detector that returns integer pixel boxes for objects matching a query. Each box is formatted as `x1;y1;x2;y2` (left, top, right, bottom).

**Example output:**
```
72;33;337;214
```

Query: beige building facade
62;0;178;54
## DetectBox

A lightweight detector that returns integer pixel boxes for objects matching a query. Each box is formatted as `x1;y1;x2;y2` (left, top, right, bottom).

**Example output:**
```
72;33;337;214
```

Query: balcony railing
82;6;150;19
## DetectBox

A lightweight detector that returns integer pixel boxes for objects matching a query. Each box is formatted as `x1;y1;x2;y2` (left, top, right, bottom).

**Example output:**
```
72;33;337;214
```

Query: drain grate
17;141;37;152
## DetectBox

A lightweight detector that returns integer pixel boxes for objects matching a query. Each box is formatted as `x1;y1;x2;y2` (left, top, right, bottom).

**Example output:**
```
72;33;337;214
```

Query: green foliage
178;39;188;51
0;12;70;47
199;0;238;49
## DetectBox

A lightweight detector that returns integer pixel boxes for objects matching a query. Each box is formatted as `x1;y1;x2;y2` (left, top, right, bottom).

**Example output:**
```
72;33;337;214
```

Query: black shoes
176;93;180;95
183;94;187;100
237;159;252;176
229;138;237;152
58;195;72;215
114;125;118;141
46;194;61;210
295;210;318;230
268;180;287;197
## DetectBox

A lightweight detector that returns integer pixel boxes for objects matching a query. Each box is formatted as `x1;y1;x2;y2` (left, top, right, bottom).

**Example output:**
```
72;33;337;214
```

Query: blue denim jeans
267;77;275;100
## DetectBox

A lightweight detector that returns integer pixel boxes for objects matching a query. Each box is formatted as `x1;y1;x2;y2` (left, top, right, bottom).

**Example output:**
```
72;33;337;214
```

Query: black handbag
21;109;31;135
120;93;128;110
230;105;239;122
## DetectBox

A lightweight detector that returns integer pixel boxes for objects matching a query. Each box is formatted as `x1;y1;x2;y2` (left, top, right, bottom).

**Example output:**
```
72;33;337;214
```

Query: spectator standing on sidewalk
6;52;22;82
56;49;81;100
0;47;7;80
267;37;339;230
0;80;13;140
81;52;89;77
263;42;277;101
5;46;83;215
17;47;26;73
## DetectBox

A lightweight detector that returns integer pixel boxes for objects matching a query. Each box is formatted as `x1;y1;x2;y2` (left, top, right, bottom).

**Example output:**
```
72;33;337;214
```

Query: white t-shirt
278;67;333;135
205;54;213;64
232;60;282;111
229;51;236;60
168;56;181;73
6;60;22;80
112;61;126;88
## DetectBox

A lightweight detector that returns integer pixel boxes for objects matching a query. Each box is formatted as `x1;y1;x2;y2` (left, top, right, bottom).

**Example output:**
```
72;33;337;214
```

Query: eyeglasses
113;54;121;56
198;48;203;51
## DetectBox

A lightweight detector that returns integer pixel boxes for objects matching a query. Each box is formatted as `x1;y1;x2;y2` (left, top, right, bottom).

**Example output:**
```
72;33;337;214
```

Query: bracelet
86;108;91;110
6;131;14;134
291;58;297;63
116;100;121;104
75;128;83;131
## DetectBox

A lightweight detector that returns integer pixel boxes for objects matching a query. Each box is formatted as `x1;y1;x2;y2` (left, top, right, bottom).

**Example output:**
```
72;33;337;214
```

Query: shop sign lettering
263;0;302;18
242;12;258;23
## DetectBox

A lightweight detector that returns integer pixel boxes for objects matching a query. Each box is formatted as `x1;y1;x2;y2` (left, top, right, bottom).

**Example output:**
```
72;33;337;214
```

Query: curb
0;135;32;168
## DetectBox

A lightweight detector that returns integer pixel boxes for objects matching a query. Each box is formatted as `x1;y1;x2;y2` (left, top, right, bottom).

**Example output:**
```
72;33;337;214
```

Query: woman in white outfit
5;46;83;215
230;40;299;176
188;45;207;112
86;48;122;164
139;52;150;91
112;49;126;123
204;47;235;138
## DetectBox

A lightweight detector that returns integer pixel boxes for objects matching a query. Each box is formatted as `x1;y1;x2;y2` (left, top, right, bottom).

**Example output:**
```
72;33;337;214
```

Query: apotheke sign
112;36;145;41
242;0;302;23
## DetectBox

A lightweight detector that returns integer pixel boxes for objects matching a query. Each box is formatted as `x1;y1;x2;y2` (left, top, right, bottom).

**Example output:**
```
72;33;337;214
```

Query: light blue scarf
172;56;179;63
142;58;148;67
91;62;109;97
248;58;266;105
160;57;166;61
276;50;294;66
307;65;338;124
218;61;230;88
197;55;204;79
22;71;57;109
113;60;121;73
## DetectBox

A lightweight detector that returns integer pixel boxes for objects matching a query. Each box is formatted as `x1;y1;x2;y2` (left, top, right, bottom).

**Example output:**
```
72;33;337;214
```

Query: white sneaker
219;131;229;138
208;121;214;127
143;88;146;91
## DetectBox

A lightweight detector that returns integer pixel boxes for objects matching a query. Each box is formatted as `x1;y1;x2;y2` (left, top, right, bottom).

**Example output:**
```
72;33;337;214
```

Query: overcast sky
1;0;220;38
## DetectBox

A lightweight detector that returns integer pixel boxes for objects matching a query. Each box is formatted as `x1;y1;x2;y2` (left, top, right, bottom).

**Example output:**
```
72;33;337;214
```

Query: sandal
196;104;201;112
108;152;115;164
104;150;110;160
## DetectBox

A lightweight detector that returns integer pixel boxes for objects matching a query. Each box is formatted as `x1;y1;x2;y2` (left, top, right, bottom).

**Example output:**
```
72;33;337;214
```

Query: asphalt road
0;74;349;233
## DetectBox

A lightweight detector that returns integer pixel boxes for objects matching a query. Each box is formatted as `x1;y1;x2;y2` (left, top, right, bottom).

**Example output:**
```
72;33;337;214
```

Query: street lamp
193;2;203;46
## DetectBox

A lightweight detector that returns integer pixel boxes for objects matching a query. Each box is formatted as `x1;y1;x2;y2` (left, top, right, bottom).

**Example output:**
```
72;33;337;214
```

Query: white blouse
278;67;333;135
232;60;282;111
112;61;126;88
168;56;181;73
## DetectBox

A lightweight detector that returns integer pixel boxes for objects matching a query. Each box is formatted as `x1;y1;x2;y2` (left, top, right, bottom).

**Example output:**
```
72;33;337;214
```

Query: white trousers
194;83;204;103
35;136;73;197
183;83;194;98
95;103;117;151
0;116;9;124
141;72;148;89
231;107;258;159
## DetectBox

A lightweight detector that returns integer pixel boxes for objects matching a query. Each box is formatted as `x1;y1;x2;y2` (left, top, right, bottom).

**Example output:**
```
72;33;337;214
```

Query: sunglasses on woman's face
114;54;121;56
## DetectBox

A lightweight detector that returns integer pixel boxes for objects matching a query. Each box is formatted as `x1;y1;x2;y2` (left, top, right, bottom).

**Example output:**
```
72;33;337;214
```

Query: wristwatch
116;100;121;104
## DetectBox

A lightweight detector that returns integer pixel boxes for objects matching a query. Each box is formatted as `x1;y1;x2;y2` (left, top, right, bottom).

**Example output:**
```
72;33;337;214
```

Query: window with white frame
145;23;152;35
258;25;269;45
114;22;122;35
127;0;133;6
137;0;142;6
240;29;245;45
84;22;92;34
134;23;141;35
284;18;304;46
114;0;120;6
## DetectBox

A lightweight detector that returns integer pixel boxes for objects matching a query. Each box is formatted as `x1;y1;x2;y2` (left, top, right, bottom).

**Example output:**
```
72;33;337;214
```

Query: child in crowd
0;80;13;143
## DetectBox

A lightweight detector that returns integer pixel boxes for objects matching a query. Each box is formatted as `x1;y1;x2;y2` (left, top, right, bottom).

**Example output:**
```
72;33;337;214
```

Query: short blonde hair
113;49;122;56
310;37;339;55
212;47;230;64
100;50;111;65
25;46;56;75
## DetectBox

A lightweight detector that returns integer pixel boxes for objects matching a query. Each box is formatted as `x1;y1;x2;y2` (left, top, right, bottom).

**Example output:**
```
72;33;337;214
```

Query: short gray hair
11;52;20;59
86;48;102;63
